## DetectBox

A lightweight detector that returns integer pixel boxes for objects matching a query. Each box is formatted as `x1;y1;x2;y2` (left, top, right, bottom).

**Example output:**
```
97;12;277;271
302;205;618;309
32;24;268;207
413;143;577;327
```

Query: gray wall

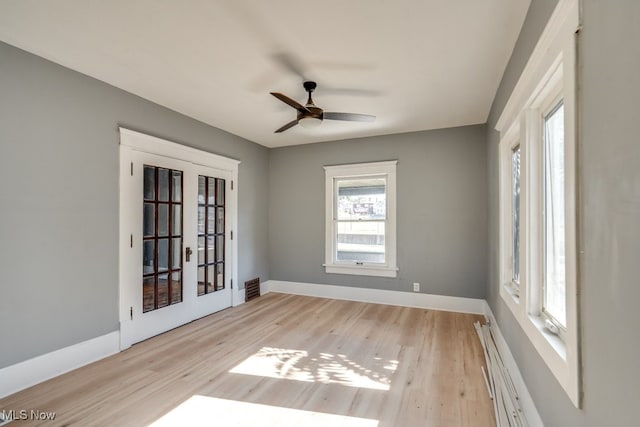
487;0;640;425
269;126;488;298
0;42;269;368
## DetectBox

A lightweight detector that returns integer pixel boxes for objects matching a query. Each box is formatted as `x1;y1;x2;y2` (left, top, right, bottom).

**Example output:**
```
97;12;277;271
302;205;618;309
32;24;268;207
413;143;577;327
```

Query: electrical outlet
413;282;420;292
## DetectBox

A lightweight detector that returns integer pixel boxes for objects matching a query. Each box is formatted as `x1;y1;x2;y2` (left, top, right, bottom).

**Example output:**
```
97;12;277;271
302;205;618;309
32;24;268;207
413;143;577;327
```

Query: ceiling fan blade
271;52;307;79
322;87;383;97
274;119;299;133
324;112;376;122
270;92;310;113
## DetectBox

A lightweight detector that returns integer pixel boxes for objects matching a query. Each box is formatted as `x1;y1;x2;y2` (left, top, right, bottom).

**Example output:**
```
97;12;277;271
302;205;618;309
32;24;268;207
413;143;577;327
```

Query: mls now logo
0;409;56;424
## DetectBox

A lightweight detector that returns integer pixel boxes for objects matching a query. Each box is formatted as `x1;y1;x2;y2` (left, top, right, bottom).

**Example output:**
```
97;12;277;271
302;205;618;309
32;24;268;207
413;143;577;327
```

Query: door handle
185;247;193;262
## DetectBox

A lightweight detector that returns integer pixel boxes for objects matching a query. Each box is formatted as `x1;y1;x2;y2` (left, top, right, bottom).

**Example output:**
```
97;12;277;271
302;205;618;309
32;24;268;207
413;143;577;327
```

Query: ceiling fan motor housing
298;105;323;121
303;81;317;93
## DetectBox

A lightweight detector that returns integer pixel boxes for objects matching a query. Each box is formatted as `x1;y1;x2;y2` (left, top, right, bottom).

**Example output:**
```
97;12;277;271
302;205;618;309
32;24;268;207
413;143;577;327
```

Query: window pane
206;264;215;293
198;176;206;204
216;207;225;233
157;274;169;308
171;171;182;202
336;221;385;263
143;276;155;313
217;179;225;205
158;238;169;272
197;266;205;296
171;238;181;269
216;235;224;262
198;206;206;234
172;204;181;235
143;166;155;200
216;263;224;290
512;145;521;284
207;236;215;264
543;101;566;327
158;168;170;202
208;177;216;205
198;236;205;265
143;240;155;275
207;206;216;234
171;272;182;304
336;177;386;220
158;204;169;237
143;203;155;237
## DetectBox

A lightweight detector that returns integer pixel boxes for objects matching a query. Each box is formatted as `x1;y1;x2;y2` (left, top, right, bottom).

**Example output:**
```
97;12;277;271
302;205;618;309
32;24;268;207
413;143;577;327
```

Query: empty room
0;0;638;426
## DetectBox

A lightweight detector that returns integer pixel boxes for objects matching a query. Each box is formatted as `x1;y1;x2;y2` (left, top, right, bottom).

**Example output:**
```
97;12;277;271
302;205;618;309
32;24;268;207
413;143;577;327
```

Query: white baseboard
483;301;543;427
0;331;120;399
262;280;486;314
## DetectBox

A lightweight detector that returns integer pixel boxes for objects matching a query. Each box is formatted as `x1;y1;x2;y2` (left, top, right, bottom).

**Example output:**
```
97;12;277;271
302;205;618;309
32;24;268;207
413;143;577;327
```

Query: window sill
503;283;520;304
324;264;398;278
526;313;567;361
518;309;576;404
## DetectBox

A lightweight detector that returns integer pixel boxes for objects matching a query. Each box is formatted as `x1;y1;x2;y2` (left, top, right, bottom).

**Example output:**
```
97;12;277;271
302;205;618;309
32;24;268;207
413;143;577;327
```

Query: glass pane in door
142;165;183;312
143;276;155;313
197;175;225;295
171;272;182;304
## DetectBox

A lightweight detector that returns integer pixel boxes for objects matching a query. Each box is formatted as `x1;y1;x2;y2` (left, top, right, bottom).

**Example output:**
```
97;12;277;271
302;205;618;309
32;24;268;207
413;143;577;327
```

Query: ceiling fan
270;81;376;133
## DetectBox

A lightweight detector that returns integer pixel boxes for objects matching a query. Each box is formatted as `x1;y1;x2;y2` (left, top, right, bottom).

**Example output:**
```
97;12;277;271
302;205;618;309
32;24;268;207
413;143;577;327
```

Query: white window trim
495;0;581;408
323;161;398;278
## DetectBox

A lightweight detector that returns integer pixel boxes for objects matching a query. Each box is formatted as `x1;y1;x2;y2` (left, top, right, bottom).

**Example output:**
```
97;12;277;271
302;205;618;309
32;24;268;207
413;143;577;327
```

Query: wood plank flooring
0;293;495;426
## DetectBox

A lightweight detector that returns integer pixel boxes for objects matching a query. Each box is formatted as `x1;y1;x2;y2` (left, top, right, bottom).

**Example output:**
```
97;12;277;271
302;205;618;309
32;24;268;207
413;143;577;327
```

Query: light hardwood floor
0;293;495;426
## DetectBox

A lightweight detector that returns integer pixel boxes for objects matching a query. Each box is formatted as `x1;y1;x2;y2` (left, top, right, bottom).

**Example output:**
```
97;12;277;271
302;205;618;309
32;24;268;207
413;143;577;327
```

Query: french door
119;129;239;349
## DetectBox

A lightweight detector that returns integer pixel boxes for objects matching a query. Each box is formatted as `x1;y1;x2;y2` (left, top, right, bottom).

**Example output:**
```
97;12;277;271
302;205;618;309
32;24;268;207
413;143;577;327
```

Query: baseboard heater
245;278;260;302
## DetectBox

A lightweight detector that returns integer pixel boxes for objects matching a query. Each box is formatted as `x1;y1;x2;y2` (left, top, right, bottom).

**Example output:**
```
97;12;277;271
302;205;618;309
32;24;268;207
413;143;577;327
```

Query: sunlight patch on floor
150;395;379;427
229;347;397;390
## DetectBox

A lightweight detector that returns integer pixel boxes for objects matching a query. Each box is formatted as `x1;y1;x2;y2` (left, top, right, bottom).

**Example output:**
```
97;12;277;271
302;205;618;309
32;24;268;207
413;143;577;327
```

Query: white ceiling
0;0;530;148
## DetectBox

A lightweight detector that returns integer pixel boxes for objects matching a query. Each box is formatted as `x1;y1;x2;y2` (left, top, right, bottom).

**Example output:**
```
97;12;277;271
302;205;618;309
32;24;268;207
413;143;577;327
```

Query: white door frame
118;128;241;350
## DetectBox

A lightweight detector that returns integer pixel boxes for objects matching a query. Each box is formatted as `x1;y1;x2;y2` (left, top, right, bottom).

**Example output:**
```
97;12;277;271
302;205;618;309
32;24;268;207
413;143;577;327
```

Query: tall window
495;0;579;407
324;161;397;278
511;144;521;289
543;101;566;328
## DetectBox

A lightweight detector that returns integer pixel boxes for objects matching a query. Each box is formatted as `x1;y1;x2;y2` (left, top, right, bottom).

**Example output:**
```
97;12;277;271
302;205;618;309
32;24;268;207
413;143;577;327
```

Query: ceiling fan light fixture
298;116;322;129
270;81;375;133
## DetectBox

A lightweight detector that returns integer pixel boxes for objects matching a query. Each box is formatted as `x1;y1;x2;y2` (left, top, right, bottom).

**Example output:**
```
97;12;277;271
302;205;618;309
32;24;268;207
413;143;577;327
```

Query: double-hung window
324;161;397;277
495;0;580;407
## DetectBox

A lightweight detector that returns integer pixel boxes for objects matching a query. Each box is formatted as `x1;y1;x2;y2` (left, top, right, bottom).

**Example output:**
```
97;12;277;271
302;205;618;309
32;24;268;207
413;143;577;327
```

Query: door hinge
130;162;133;176
230;230;233;240
231;278;233;289
231;180;234;190
130;234;133;248
130;306;133;320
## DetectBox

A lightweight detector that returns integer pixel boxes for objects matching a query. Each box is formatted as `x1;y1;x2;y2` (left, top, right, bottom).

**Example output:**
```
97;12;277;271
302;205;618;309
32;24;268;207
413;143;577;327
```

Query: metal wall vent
245;278;260;302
